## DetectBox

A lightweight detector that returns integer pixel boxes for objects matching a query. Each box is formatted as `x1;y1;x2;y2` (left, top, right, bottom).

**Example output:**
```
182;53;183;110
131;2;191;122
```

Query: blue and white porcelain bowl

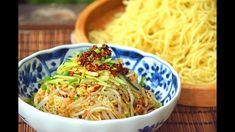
18;43;181;132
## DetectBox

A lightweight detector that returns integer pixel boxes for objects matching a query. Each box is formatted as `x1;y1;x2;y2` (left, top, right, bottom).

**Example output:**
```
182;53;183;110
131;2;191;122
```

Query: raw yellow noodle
89;0;216;85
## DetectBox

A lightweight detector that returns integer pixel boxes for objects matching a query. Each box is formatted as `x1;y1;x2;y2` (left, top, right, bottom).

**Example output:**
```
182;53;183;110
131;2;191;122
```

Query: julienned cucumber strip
119;75;139;92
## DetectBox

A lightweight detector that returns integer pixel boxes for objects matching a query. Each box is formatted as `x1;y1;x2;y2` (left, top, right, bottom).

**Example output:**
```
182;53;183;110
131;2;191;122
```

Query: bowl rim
18;43;181;124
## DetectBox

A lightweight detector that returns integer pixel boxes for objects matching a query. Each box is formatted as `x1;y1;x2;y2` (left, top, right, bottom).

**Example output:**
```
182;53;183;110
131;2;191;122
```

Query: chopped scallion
140;77;146;87
73;96;78;100
41;84;47;90
75;52;82;56
44;76;52;81
63;71;70;76
94;49;100;54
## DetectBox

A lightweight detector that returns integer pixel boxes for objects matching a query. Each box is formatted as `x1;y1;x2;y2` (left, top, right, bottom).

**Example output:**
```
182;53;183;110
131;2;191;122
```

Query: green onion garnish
41;84;47;90
44;76;52;81
63;71;70;76
140;77;146;87
76;52;82;57
94;49;101;54
73;96;78;100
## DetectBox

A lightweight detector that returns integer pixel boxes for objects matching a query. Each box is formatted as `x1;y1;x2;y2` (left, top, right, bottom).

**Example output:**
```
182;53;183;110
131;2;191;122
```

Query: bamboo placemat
18;29;217;132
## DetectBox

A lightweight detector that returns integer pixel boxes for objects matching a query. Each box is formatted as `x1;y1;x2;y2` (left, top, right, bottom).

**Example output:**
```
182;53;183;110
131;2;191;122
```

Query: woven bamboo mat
18;29;217;132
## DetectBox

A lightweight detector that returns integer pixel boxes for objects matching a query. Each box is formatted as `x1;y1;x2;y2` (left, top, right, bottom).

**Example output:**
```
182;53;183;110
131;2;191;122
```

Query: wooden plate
73;0;216;107
74;0;124;43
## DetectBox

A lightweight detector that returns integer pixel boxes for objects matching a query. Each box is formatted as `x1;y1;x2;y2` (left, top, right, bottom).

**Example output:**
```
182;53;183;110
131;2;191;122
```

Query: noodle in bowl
18;43;181;132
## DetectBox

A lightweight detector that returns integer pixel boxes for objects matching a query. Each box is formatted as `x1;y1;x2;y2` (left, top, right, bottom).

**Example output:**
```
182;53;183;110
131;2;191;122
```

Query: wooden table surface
18;4;217;132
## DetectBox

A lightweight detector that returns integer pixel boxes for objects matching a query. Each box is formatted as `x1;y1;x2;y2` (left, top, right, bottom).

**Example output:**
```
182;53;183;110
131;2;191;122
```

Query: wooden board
73;0;216;107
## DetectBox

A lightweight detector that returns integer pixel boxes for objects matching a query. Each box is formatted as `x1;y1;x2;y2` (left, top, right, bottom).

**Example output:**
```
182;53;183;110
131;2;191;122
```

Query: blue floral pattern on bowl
18;44;180;131
138;119;165;132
